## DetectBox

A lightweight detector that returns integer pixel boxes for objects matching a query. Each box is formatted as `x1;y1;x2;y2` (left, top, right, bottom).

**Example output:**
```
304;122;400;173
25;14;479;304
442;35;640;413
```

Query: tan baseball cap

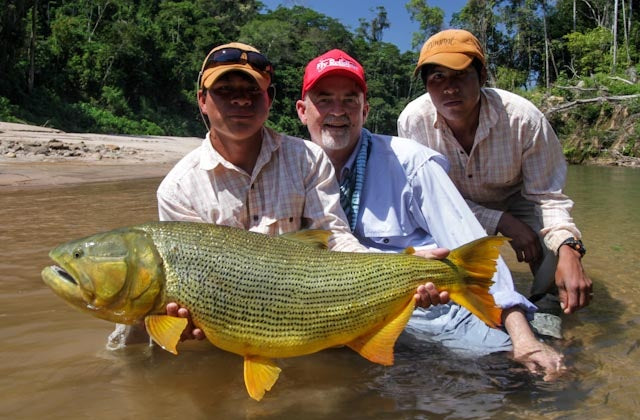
414;29;486;76
199;42;273;91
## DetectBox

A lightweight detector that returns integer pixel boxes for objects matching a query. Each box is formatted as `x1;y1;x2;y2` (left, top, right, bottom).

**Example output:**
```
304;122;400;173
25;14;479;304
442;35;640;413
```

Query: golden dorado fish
41;222;506;401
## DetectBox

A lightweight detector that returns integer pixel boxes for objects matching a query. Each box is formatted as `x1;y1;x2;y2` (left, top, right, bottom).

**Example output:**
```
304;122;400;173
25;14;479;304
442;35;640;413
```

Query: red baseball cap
301;49;367;98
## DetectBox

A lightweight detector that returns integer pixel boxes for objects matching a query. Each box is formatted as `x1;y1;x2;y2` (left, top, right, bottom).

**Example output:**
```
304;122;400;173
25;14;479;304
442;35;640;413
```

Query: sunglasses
203;48;274;76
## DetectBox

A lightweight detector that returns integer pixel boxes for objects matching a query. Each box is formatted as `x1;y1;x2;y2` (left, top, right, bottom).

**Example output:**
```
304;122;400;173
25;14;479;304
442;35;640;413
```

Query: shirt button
468;174;473;178
253;215;259;221
251;184;255;190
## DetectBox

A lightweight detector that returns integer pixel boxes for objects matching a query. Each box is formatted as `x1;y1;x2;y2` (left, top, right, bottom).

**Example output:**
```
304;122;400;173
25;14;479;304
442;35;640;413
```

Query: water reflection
1;167;639;418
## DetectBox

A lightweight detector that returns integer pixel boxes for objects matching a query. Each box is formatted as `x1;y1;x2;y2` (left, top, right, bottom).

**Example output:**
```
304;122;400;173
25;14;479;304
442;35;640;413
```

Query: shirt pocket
260;214;301;236
254;199;304;236
360;215;407;247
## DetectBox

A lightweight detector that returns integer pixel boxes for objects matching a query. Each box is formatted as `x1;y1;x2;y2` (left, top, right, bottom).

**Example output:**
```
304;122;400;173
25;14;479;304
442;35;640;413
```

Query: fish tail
446;236;510;328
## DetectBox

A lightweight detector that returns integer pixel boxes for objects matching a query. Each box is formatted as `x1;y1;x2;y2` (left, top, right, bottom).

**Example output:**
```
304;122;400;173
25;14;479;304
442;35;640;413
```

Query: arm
520;117;591;312
503;307;566;380
556;245;592;314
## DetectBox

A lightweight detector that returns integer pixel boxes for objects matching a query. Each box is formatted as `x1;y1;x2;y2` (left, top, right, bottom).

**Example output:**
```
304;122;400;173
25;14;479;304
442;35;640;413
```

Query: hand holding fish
412;247;450;308
166;303;205;341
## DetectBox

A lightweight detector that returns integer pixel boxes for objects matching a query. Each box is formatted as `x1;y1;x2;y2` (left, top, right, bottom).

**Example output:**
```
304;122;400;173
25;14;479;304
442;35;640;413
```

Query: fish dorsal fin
446;236;509;328
243;356;282;401
346;297;416;366
279;230;331;249
144;315;188;355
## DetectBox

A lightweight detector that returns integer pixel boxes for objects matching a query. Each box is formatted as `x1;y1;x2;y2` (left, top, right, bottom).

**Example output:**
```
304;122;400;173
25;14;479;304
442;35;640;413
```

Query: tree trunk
28;0;37;94
612;0;618;74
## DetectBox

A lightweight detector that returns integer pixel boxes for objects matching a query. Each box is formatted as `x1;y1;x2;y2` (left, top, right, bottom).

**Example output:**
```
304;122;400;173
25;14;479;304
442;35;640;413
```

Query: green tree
405;0;444;49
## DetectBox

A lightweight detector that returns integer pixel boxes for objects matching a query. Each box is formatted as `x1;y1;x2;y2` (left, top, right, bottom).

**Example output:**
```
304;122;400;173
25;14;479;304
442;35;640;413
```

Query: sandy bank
0;122;201;190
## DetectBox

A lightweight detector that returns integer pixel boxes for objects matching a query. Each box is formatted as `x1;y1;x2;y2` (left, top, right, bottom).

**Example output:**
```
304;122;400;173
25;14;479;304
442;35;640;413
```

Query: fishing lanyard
339;128;371;231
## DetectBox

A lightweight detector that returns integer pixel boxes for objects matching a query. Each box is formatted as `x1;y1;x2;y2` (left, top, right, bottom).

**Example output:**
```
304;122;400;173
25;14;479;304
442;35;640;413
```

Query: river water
1;166;638;419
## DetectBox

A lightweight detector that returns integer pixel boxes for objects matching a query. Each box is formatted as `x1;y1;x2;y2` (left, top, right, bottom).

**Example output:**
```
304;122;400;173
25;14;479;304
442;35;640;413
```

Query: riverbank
0;122;201;190
1;121;638;190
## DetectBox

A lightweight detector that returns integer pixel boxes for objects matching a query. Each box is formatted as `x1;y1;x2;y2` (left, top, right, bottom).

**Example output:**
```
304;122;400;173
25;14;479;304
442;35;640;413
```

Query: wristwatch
559;237;586;258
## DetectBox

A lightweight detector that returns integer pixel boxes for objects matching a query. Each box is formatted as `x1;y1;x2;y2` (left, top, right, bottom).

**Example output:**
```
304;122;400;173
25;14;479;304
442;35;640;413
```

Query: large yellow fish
41;222;506;401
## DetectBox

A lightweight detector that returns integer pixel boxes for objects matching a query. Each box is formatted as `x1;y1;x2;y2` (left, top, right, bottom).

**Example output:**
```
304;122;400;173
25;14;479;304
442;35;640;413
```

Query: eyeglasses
202;48;274;76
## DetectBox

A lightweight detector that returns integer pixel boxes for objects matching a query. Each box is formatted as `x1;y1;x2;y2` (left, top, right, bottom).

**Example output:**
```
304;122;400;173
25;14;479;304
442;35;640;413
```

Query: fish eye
73;249;83;259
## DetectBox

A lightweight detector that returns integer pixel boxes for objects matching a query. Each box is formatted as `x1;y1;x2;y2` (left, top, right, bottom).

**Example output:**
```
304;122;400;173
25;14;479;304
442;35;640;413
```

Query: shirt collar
341;132;364;179
199;127;281;174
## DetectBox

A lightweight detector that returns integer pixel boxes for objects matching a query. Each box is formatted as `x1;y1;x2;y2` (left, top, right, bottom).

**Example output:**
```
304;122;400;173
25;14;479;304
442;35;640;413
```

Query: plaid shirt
398;87;581;253
157;127;365;252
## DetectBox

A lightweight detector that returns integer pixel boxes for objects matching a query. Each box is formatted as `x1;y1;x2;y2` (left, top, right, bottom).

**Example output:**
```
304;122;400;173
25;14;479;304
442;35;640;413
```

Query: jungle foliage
1;0;639;158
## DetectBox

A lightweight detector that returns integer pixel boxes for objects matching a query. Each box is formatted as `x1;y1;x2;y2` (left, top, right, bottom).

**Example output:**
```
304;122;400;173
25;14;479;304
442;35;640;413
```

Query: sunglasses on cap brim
203;48;274;76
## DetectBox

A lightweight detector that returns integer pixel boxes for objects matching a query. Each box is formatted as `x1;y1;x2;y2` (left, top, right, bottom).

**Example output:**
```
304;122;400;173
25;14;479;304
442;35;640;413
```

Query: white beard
318;126;352;151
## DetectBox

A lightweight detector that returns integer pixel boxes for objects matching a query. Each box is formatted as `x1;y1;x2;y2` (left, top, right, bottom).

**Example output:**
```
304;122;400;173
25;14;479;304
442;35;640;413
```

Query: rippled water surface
1;166;639;419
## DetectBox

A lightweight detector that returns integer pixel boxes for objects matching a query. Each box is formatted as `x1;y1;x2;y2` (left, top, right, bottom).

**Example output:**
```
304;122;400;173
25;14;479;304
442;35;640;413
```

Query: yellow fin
447;236;510;328
243;356;282;401
279;229;331;249
346;297;416;366
144;315;188;355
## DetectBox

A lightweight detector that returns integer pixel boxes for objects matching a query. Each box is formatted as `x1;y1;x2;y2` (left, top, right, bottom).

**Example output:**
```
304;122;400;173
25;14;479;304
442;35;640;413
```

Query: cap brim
201;63;270;91
414;53;473;76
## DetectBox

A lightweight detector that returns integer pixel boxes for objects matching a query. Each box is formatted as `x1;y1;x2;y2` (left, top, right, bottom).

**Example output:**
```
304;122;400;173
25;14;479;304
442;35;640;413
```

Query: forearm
502;306;537;348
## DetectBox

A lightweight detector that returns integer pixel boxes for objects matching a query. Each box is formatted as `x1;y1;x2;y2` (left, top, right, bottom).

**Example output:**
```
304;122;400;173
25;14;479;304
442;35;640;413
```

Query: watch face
563;238;585;256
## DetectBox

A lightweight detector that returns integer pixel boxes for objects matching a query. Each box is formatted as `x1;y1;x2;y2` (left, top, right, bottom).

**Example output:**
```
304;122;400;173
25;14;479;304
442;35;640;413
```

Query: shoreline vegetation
1;2;639;171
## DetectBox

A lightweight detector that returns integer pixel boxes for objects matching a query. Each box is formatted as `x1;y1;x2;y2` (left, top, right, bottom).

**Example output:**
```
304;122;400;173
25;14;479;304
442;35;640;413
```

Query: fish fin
403;246;416;255
447;236;510;328
346;297;416;366
144;315;188;355
279;230;331;249
243;356;282;401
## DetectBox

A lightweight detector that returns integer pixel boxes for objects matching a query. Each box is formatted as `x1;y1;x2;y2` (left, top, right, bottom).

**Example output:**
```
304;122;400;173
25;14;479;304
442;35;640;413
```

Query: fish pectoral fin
346;297;416;366
279;230;331;249
243;356;282;401
144;315;188;355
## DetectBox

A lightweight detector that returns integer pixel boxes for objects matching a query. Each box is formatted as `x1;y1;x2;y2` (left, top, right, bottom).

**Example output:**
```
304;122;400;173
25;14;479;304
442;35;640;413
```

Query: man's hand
555;246;593;314
166;302;206;341
512;338;567;381
414;282;450;308
497;212;542;263
503;307;566;381
412;248;451;308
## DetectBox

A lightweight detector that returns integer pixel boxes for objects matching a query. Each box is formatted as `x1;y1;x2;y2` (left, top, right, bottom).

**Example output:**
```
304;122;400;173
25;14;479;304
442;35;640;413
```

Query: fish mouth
51;265;77;285
41;264;87;307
